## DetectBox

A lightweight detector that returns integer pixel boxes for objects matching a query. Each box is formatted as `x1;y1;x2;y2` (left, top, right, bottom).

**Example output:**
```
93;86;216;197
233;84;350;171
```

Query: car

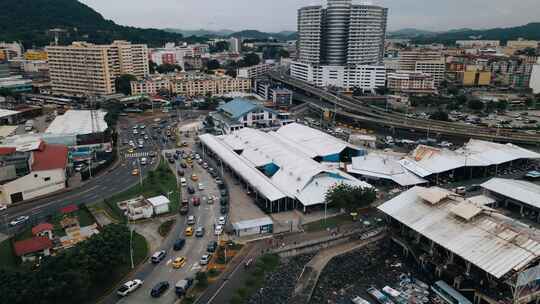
187;186;195;194
199;254;211;265
207;241;218;253
150;281;169;298
207;196;215;204
149;151;157;157
117;279;143;297
185;226;194;236
165;152;172;158
187;215;196;225
0;204;8;211
138;143;144;149
455;186;466;195
191;174;199;181
180;162;187;168
177;170;185;177
172;257;186;269
144;135;149;140
9;215;29;227
179;205;189;215
220;206;229;215
173;154;179;160
131;169;140;176
214;225;223;236
220;189;228;197
220;197;228;206
198;183;205;191
195;226;205;237
173;238;186;251
191;196;200;206
202;162;208;169
197;158;204;165
217;216;226;225
168;158;175;164
127;148;134;154
151;250;167;264
175;278;194;297
176;150;182;155
140;157;147;165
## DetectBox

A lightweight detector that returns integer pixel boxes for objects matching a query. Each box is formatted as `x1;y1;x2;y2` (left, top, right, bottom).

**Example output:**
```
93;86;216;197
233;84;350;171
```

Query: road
0;114;179;235
103;119;227;304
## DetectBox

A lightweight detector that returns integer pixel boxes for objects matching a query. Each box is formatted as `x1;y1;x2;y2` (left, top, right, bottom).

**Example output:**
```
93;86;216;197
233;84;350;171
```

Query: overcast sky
80;0;540;32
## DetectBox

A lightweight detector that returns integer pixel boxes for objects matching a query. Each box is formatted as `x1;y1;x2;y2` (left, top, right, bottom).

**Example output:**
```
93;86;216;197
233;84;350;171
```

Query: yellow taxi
191;174;198;181
172;257;186;269
186;158;193;164
127;148;135;154
131;169;140;176
185;226;193;236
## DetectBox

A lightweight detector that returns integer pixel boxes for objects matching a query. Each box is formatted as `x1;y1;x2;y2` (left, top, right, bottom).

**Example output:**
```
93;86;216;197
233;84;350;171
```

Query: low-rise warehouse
481;178;540;221
199;124;371;213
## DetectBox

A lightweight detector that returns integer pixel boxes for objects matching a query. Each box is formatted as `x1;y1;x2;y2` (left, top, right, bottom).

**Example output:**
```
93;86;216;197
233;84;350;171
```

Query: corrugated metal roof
45;110;108;135
232;216;273;230
378;187;540;278
348;154;427;186
481;178;540;209
147;195;170;207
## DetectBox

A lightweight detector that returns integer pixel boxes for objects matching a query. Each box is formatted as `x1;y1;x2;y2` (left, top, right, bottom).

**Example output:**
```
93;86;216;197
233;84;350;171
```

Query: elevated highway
269;72;540;145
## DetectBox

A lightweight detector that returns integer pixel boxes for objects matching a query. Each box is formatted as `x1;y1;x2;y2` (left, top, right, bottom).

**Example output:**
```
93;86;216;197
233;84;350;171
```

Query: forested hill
0;0;184;48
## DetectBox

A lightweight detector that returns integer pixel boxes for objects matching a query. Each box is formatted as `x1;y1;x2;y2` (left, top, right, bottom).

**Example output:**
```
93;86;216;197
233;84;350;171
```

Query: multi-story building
254;80;293;106
387;71;436;94
507;40;539;50
131;72;251;97
291;0;388;91
46;41;149;96
458;66;492;87
24;50;48;61
455;40;500;48
237;63;275;80
0;42;23;60
530;58;540;94
414;59;446;86
229;37;241;54
398;49;445;87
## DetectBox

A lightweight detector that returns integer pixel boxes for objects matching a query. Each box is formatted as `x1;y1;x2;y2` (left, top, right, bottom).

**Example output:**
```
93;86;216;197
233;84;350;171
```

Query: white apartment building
46;41;149;96
229;37;241;54
530;58;540;94
237;63;275;79
456;40;501;48
415;59;446;86
291;0;388;91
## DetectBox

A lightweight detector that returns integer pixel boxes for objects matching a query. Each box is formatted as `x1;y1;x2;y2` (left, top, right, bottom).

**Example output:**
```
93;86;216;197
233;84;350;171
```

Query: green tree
496;100;508;111
149;61;158;74
115;74;137;96
206;59;221;71
467;99;484;111
240;52;260;67
325;183;376;213
278;49;290;58
430;109;449;121
209;41;229;53
156;63;182;74
195;271;208;288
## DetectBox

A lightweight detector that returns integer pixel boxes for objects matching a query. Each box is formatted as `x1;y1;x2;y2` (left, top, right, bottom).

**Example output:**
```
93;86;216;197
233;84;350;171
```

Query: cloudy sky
80;0;540;32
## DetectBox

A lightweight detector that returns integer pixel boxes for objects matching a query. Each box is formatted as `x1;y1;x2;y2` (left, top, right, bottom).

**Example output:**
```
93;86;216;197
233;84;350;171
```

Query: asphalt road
0;115;179;235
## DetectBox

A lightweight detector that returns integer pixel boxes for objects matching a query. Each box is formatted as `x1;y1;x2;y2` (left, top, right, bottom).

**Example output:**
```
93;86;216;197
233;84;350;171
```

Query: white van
180;178;187;187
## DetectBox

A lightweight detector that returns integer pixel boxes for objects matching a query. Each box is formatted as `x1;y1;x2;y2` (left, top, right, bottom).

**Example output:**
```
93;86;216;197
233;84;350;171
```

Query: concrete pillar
521;205;525;217
465;262;472;276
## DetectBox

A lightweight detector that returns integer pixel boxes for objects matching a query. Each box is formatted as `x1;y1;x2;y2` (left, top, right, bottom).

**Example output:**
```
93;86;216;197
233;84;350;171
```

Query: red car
191;196;200;206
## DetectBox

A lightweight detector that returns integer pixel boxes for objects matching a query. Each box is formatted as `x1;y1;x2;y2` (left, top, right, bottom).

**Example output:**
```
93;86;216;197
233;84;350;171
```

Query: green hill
0;0;183;48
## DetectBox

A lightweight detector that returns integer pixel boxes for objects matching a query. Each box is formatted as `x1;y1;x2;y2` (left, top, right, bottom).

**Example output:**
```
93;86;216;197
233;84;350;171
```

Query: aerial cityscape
1;0;540;304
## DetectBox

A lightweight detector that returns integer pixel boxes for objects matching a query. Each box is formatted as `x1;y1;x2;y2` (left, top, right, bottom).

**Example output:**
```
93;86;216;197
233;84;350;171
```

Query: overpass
269;72;540;145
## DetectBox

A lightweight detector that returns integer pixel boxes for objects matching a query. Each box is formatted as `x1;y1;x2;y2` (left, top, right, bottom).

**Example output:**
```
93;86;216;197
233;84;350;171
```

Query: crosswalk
125;152;150;159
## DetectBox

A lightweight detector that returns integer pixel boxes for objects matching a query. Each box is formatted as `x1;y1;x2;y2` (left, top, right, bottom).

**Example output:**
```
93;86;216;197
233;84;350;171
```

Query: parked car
192;196;200;206
179;205;189;215
185;226;194;236
214;225;223;236
220;206;229;215
195;226;205;237
117;279;143;297
0;204;7;211
187;186;195;194
173;239;186;251
150;281;170;298
217;216;226;225
177;170;185;177
9;215;29;227
187;215;196;225
151;250;167;264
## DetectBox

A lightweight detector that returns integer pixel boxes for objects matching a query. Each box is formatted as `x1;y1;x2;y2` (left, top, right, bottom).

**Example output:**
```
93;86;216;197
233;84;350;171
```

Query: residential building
14;236;53;262
531;58;540;94
414;59;446;86
0;76;33;93
0;141;69;205
8;59;49;80
229;37;241;54
130;72;251;97
398;50;443;71
183;55;203;71
455;40;500;48
46;41;149;96
254;80;294;106
24;50;48;61
507;40;538;50
458;66;492;86
237;63;275;79
387;71;436;94
291;0;388;91
0;42;23;59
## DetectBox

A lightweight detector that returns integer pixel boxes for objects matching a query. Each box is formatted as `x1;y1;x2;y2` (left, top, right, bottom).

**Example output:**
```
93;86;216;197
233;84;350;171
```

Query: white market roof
378;186;540;279
400;140;540;178
45;110;108;136
232;216;273;230
481;178;540;209
276;123;361;158
0;109;20;119
147;195;170;207
348;154;427;187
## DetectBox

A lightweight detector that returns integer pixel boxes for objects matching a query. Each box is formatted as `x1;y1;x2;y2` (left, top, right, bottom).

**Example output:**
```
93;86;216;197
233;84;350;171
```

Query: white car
9;215;29;227
117;279;144;297
198;183;205;191
187;215;196;225
0;204;7;211
217;216;226;225
214;225;223;236
199;254;211;265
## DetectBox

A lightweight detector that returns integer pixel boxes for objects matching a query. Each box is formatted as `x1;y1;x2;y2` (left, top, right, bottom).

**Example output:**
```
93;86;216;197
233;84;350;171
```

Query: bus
431;281;472;304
